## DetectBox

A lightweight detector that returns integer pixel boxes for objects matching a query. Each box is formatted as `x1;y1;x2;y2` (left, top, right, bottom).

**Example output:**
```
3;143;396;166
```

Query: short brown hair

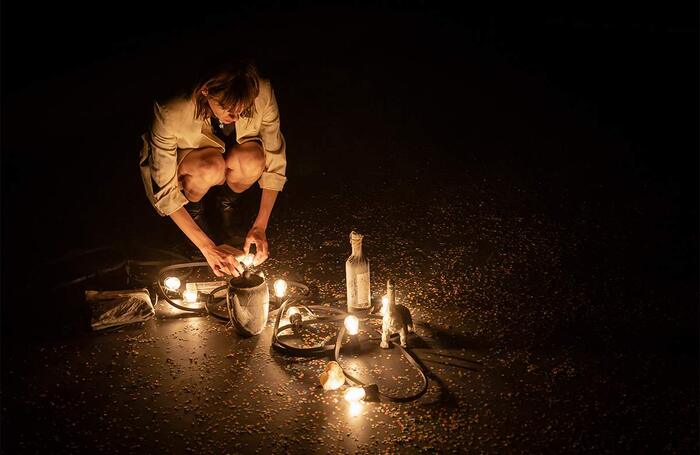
192;61;260;120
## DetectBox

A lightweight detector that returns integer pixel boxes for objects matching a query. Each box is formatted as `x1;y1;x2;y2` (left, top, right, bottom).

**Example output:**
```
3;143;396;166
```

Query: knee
225;143;265;192
181;175;206;202
197;153;226;186
238;144;265;174
240;148;265;185
225;142;264;174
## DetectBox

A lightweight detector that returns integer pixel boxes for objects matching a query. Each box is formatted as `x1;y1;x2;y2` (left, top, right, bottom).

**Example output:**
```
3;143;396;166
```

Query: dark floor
2;2;698;453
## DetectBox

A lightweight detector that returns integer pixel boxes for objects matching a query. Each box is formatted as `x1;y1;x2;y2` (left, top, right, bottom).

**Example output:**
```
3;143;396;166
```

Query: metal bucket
227;272;270;337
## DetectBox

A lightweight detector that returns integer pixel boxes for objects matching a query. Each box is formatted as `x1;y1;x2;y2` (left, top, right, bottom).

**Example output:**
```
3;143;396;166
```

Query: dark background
2;1;697;344
2;1;697;251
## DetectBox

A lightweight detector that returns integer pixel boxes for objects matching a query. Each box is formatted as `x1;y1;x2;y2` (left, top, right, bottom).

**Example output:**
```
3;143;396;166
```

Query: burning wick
183;290;198;303
344;315;359;336
164;277;181;292
274;279;288;298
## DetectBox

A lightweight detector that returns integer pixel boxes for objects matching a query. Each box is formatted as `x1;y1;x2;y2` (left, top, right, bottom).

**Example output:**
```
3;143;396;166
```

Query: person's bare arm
243;80;287;266
244;189;278;265
170;207;244;277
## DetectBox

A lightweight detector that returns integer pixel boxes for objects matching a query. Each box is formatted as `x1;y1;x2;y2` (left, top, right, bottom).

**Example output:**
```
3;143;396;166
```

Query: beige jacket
139;78;287;216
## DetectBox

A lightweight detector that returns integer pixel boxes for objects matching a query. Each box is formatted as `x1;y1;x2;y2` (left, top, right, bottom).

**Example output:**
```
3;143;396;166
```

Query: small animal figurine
381;279;414;348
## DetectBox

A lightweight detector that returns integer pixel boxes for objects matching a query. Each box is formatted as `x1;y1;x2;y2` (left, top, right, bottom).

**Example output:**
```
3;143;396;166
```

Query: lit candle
164;277;181;292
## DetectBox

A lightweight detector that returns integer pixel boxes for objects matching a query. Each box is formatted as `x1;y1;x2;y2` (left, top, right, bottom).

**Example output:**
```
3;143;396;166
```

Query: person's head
225;144;265;193
192;61;260;124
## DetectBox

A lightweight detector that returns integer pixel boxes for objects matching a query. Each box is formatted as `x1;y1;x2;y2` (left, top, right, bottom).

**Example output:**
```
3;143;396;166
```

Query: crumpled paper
319;361;346;390
86;288;154;331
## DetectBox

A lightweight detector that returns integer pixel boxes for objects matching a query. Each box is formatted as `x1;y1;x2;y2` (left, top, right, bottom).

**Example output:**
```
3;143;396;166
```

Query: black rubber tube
155;263;430;403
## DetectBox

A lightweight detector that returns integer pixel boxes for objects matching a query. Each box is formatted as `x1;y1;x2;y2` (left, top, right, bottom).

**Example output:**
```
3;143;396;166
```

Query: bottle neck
351;243;363;257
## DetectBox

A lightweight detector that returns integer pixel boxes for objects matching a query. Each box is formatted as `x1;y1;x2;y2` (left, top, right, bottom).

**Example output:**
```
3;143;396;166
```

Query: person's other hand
244;226;269;266
200;244;245;277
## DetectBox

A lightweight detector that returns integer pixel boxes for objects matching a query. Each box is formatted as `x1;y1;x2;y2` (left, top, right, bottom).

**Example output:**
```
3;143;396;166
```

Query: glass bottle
346;231;371;313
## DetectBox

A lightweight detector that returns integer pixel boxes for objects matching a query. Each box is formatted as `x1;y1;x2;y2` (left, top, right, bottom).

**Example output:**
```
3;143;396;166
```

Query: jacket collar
200;117;226;149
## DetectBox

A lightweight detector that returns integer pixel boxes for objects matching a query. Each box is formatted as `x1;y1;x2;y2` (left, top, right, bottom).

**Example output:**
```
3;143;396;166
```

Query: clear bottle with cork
346;231;371;314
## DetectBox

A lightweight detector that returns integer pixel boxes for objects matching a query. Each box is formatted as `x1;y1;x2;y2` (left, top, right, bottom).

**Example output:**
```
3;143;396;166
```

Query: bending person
139;60;287;276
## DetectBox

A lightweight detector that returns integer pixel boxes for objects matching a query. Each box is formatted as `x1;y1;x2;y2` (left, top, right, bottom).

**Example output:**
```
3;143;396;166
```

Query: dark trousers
184;184;260;249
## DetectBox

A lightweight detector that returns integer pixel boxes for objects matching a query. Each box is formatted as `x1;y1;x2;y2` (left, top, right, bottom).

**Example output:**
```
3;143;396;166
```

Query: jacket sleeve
256;84;287;192
139;101;189;216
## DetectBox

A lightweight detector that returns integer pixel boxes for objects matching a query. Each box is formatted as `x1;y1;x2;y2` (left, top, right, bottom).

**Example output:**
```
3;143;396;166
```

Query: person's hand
200;244;245;277
244;225;269;266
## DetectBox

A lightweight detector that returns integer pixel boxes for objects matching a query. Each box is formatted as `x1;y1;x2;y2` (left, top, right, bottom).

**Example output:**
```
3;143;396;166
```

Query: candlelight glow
344;315;359;336
183;290;198;303
164;277;181;292
274;279;288;298
344;386;366;402
348;401;363;417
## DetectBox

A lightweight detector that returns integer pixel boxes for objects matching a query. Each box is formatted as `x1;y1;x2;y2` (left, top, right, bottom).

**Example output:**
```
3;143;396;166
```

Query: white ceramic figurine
380;279;413;348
